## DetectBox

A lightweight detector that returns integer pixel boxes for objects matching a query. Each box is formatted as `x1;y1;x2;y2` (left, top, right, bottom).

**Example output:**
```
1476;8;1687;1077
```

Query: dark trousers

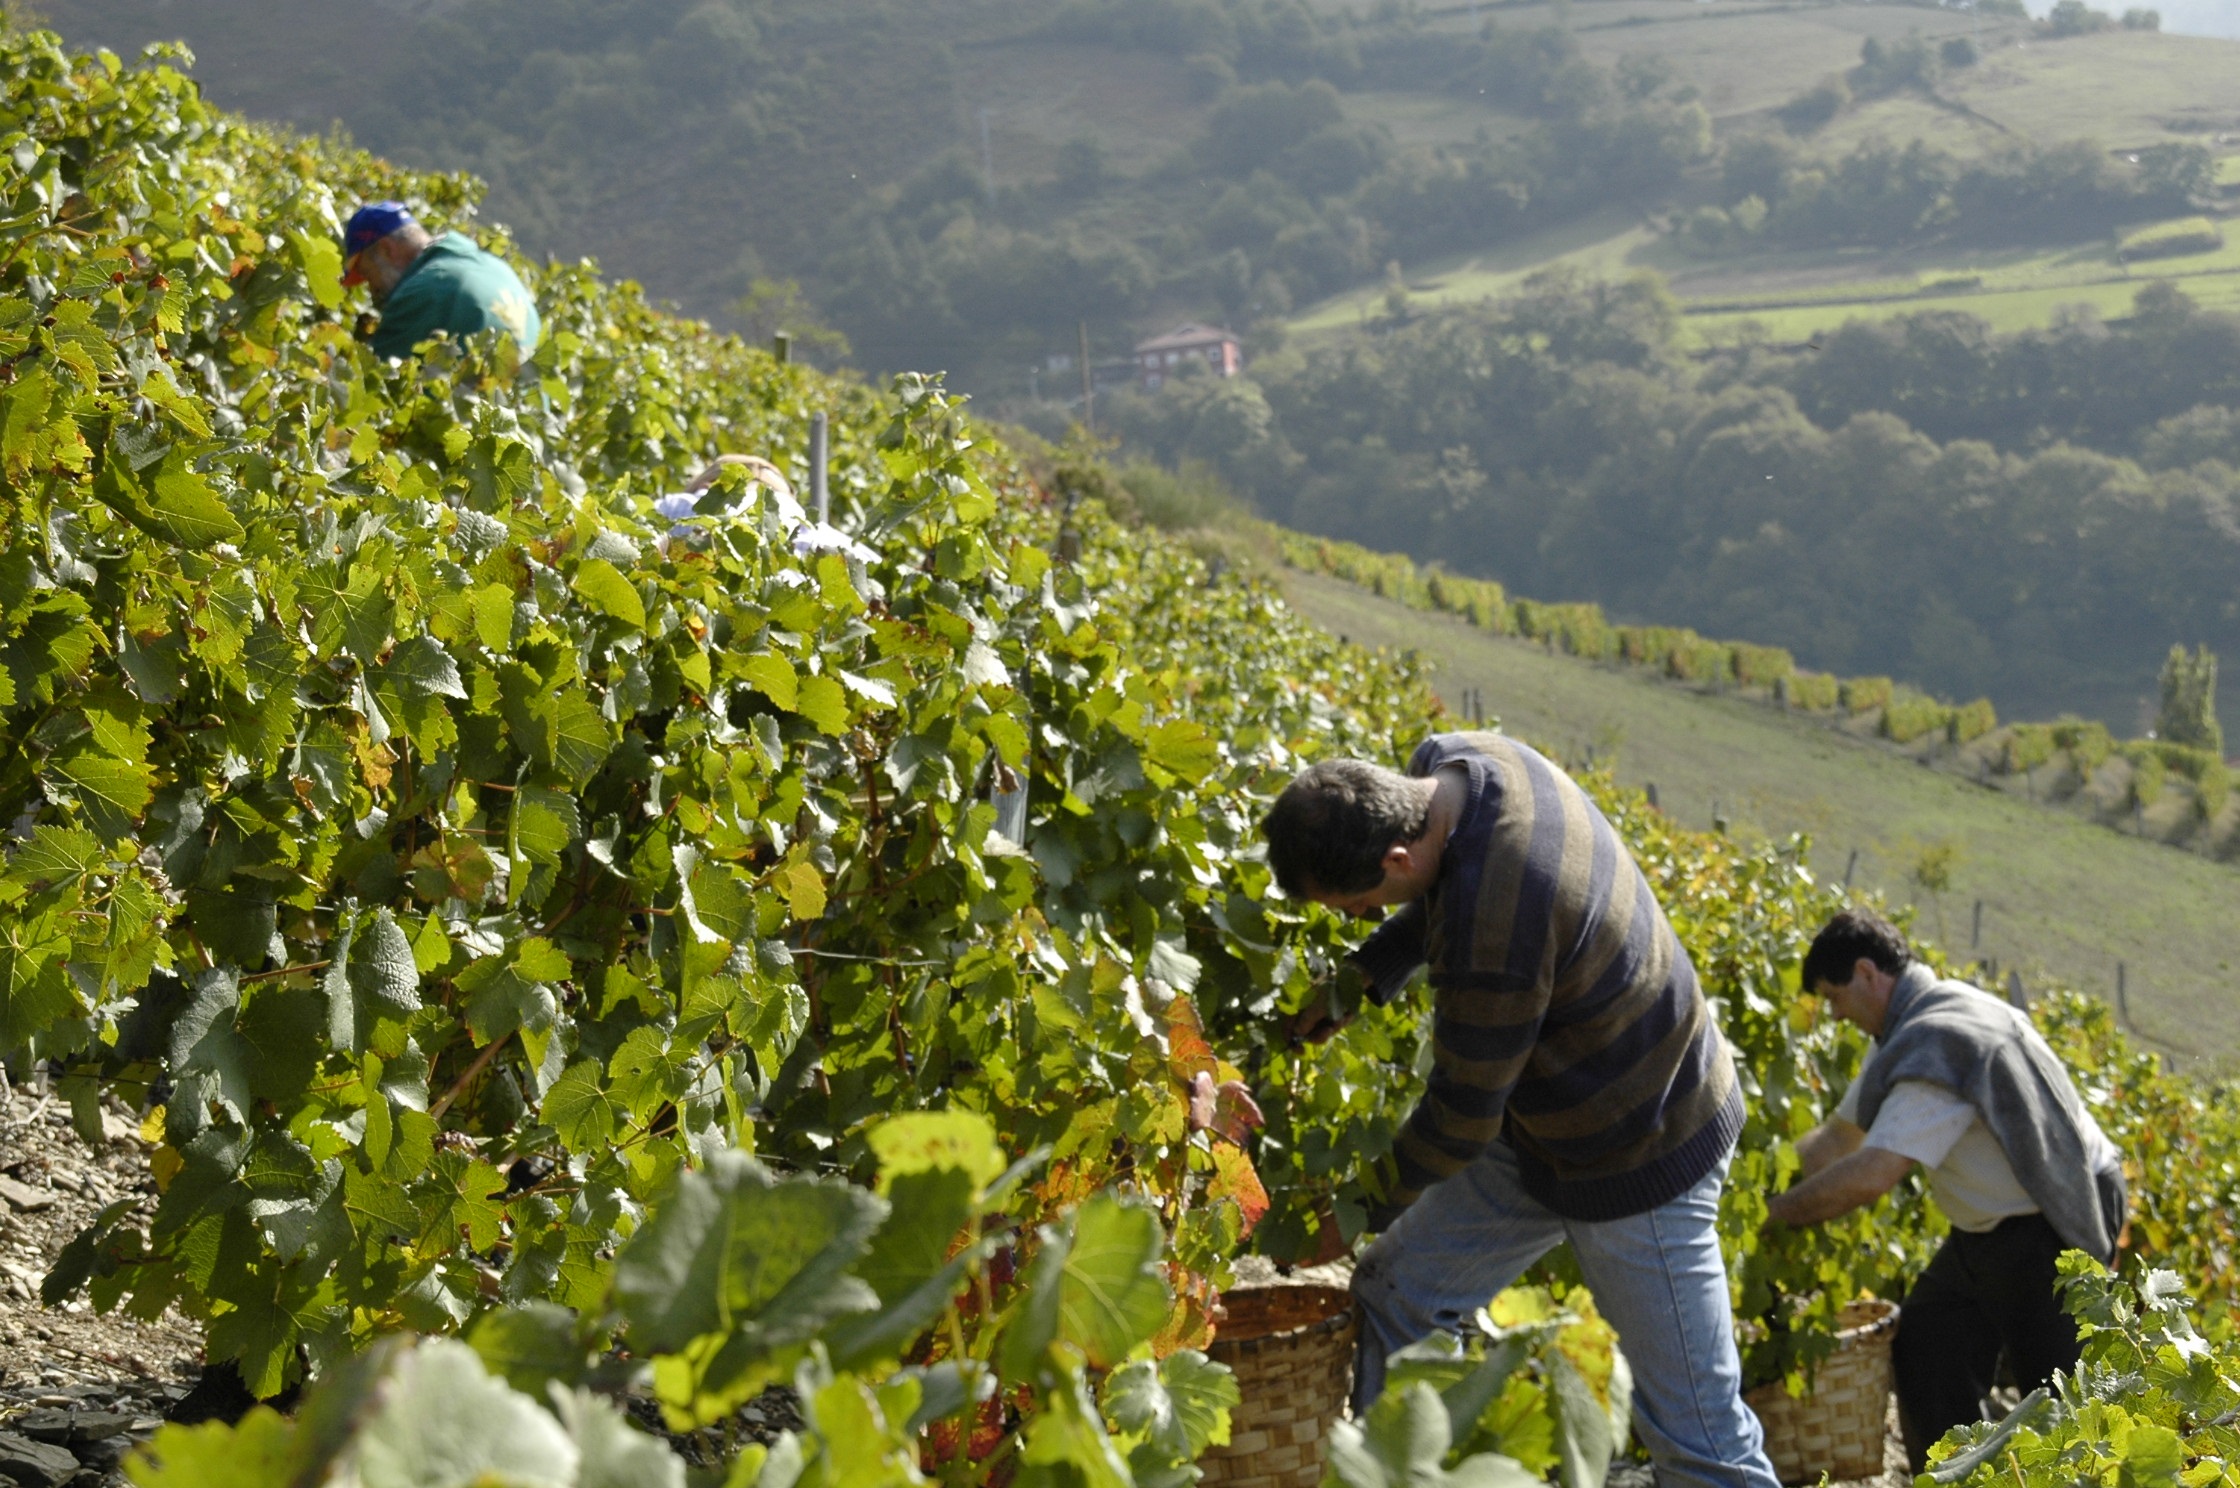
1892;1214;2081;1472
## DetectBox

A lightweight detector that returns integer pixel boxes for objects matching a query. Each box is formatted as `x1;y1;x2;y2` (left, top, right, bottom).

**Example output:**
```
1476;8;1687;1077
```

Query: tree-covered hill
1108;273;2240;738
52;0;2238;395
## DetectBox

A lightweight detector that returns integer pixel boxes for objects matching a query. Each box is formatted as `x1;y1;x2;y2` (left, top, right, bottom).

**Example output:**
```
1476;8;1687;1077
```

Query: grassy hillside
1276;567;2240;1061
1297;206;2240;344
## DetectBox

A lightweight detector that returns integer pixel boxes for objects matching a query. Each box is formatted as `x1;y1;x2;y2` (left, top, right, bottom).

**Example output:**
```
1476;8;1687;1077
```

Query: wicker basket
1199;1285;1358;1488
1744;1299;1900;1485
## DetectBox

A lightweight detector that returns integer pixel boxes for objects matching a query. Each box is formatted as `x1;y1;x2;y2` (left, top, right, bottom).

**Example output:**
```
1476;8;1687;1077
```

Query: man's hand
1289;963;1365;1047
1306;1199;1351;1266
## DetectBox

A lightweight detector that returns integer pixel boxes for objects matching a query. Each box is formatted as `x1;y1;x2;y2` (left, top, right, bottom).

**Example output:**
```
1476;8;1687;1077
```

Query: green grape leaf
166;970;256;1124
572;558;647;630
557;1387;687;1488
613;1152;884;1406
1331;1382;1542;1488
824;1166;983;1371
2118;1424;2186;1488
1016;1366;1130;1488
1547;1348;1619;1488
457;938;569;1046
49;741;155;841
341;1340;577;1485
469;1302;589;1397
350;908;422;1017
794;673;849;735
94;447;244;549
0;925;81;1051
236;986;323;1102
541;1060;616;1150
1143;719;1220;785
738;653;797;711
183;886;278;968
1105;1351;1238;1459
1927;1390;2049;1483
509;785;578;874
548;691;613;785
126;1408;298;1488
1057;1194;1169;1368
382;636;468;699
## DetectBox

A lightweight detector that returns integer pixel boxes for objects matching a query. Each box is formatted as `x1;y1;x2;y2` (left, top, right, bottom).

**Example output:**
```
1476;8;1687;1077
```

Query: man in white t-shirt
1766;911;2124;1472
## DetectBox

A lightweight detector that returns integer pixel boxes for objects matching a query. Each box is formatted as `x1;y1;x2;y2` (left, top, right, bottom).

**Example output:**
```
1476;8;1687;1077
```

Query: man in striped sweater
1263;733;1777;1488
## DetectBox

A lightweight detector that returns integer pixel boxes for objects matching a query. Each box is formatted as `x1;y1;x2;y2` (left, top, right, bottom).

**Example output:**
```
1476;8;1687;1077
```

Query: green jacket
370;232;541;360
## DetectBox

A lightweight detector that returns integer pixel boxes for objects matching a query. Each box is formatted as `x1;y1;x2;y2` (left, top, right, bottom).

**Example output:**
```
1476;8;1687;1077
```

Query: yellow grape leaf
149;1144;184;1193
738;652;796;710
867;1110;1006;1194
775;859;825;921
127;1408;296;1488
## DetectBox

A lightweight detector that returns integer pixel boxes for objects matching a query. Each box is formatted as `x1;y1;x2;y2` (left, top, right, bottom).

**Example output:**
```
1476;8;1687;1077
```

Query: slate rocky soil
0;1078;201;1487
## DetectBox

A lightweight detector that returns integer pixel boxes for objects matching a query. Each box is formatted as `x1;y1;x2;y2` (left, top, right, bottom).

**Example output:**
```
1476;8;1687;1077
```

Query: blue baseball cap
342;201;415;283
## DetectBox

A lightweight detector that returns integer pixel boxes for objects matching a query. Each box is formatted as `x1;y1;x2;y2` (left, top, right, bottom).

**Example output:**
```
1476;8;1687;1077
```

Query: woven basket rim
1207;1284;1356;1357
1834;1297;1899;1342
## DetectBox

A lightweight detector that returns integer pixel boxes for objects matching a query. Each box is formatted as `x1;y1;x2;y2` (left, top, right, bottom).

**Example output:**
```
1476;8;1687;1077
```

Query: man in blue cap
342;201;541;361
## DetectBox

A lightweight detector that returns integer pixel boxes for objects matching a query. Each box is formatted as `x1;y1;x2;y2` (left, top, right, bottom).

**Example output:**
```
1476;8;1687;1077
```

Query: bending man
1262;733;1776;1488
1766;910;2126;1471
342;201;541;361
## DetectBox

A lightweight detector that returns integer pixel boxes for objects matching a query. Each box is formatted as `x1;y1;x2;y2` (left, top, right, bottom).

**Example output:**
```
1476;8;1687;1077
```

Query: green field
1276;569;2240;1062
1941;30;2240;147
1293;207;2240;344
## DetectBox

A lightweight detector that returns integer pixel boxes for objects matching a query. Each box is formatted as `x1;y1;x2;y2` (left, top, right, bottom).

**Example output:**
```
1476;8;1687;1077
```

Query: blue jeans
1351;1143;1779;1488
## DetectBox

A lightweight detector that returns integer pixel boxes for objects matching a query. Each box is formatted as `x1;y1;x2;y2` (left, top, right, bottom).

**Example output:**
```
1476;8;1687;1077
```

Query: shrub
1841;675;1895;713
2052;717;2115;770
2000;723;2057;774
2122;7;2162;29
2045;0;2114;35
1679;205;1739;257
1948;697;1997;744
1779;74;1850;130
1780;671;1840;710
1516;600;1613;659
1731;643;1796;689
1882;690;1953;744
1618;625;1689;669
1118;458;1236;529
1668;638;1734;686
1426;569;1509;632
2118;218;2225;261
1940;36;1979;67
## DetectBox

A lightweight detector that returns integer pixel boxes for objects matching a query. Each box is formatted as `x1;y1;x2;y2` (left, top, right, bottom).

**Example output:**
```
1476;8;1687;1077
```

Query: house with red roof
1133;323;1243;390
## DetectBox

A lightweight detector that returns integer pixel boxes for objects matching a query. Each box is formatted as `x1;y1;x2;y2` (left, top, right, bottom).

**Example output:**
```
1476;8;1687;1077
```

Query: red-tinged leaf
1210;1081;1264;1144
1150;1267;1219;1356
1186;1071;1216;1134
1207;1140;1269;1237
1165;994;1218;1085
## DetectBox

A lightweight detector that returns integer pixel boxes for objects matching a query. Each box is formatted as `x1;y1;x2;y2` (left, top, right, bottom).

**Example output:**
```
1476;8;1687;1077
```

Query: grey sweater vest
1853;964;2127;1262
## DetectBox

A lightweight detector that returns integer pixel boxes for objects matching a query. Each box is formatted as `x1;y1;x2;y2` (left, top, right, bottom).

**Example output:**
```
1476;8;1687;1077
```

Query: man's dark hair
1261;759;1431;898
1801;909;1912;990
